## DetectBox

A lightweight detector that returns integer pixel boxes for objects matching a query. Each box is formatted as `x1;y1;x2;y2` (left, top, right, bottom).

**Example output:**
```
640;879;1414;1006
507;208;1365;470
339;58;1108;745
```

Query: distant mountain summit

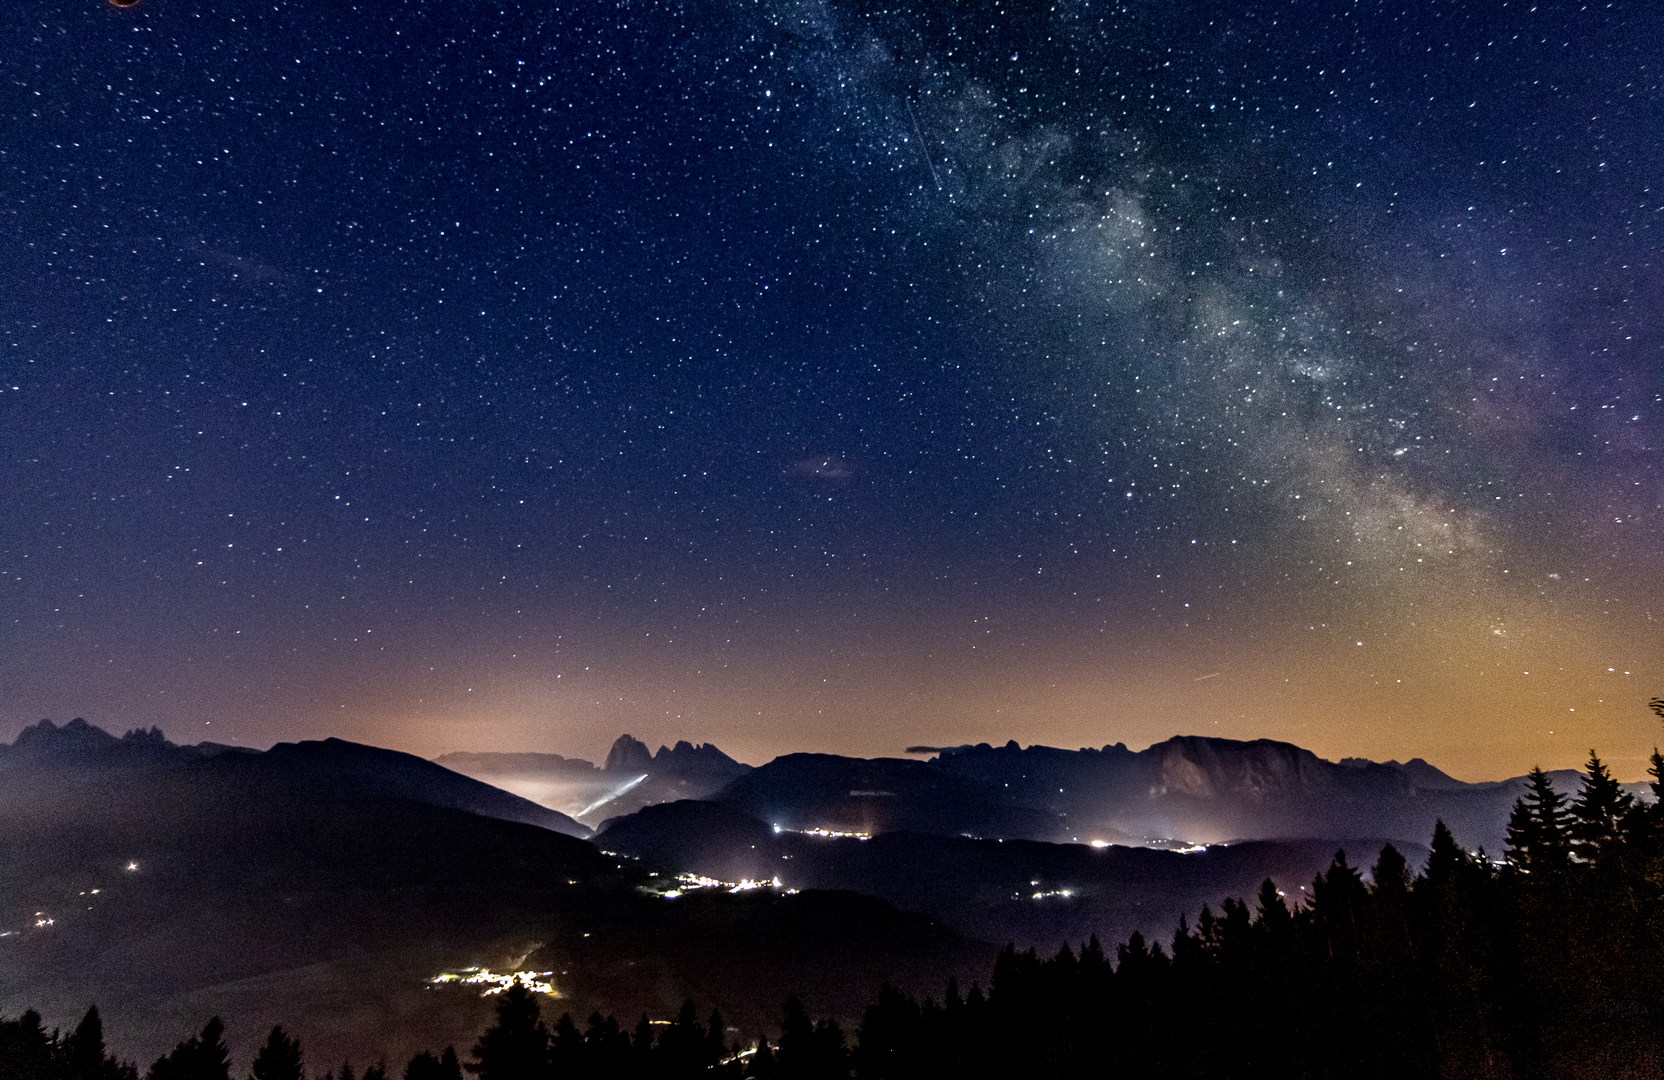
0;717;253;771
602;734;746;779
650;738;749;779
574;733;1633;854
1339;755;1470;790
12;716;126;757
590;734;1646;957
915;735;1535;848
441;735;750;827
604;734;654;773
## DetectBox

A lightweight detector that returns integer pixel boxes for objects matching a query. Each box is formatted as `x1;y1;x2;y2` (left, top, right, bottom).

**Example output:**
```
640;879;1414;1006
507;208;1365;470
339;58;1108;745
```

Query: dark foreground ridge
8;749;1664;1079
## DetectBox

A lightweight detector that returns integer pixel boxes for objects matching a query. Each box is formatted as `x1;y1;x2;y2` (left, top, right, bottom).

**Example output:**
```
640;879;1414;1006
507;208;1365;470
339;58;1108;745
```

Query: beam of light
574;773;648;819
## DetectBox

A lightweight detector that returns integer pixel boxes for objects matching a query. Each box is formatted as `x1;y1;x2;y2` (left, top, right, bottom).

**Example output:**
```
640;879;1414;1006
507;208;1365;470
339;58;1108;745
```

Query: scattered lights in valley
651;872;788;899
429;967;558;997
1089;838;1210;853
5;868;128;939
773;824;872;841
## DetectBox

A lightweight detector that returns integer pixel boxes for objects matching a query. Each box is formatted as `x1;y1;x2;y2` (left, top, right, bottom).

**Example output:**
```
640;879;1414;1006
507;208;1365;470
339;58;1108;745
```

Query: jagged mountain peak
605;734;654;774
652;739;748;778
1145;735;1333;799
13;716;122;752
1;717;220;771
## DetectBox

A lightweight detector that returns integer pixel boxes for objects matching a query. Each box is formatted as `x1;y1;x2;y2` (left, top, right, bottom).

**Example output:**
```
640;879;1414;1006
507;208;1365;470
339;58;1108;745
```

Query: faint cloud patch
789;456;854;484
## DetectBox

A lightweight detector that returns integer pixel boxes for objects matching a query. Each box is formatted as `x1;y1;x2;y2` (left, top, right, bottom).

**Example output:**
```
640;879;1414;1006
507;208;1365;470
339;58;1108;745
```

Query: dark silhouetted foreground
7;750;1663;1079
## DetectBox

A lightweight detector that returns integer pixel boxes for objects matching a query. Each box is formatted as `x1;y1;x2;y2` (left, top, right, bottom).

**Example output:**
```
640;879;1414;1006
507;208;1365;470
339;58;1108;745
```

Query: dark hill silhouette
0;721;986;1071
597;799;778;873
433;750;600;778
0;727;611;1071
713;753;1063;841
595;799;1424;952
254;738;590;838
0;719;588;838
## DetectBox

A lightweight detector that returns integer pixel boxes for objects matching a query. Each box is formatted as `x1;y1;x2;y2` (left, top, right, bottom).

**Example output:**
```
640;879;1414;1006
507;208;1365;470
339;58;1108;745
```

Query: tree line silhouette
7;744;1664;1079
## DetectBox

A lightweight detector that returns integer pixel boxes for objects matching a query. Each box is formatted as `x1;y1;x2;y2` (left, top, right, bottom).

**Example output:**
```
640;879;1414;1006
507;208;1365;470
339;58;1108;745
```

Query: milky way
2;0;1659;777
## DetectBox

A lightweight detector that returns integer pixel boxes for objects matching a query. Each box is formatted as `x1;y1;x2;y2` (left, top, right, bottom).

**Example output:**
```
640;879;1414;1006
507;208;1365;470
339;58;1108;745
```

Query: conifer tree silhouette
249;1027;303;1080
703;1010;728;1076
469;984;548;1080
1568;751;1634;862
775;996;845;1080
147;1018;230;1080
654;999;707;1079
546;1013;583;1078
61;1006;136;1080
402;1051;445;1080
64;1007;107;1079
2;1009;61;1080
852;985;921;1080
1504;769;1572;872
746;1035;778;1080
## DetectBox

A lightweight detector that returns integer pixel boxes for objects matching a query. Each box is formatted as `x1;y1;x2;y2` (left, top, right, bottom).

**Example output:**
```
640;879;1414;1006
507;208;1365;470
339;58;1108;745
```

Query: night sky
3;0;1659;778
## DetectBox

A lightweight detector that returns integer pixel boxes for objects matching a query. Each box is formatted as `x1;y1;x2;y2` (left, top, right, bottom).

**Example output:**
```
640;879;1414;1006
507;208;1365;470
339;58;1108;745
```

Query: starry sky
2;0;1660;779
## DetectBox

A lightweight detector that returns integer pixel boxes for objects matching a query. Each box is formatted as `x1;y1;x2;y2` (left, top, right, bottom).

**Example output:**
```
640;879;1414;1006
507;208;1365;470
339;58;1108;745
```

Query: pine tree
1255;878;1292;936
1568;751;1633;863
468;984;548;1080
1370;844;1410;896
249;1027;303;1080
852;985;921;1080
775;997;845;1080
1503;769;1570;873
546;1014;582;1078
746;1035;777;1080
1504;798;1538;870
1;1009;60;1080
654;1000;707;1079
704;1011;729;1075
64;1007;128;1080
402;1052;444;1080
581;1013;630;1075
774;997;814;1080
148;1019;231;1080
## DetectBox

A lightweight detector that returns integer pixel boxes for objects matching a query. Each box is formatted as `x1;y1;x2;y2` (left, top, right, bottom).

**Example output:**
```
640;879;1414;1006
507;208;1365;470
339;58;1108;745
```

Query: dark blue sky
3;0;1660;777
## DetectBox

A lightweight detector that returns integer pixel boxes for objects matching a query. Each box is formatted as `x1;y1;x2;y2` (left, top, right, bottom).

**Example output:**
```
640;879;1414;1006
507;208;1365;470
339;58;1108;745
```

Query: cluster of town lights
659;872;785;898
429;968;557;997
772;824;872;840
